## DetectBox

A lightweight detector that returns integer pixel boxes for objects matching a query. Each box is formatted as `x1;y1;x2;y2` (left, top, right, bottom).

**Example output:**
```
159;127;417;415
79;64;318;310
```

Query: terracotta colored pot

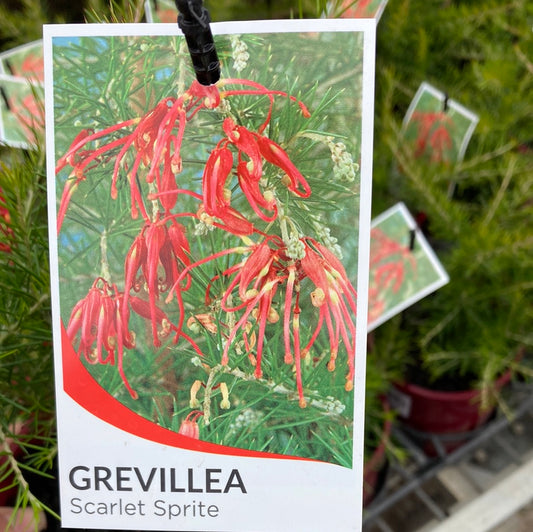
363;406;392;507
390;370;512;455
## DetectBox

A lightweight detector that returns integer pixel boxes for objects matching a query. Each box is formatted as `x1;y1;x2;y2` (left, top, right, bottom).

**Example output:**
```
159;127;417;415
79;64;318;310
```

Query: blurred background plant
371;0;533;404
1;0;532;529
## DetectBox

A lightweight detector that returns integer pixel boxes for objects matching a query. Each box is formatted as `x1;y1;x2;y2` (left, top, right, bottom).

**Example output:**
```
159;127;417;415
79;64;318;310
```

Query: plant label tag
0;40;43;82
44;18;376;532
368;202;450;331
0;73;43;149
402;82;479;196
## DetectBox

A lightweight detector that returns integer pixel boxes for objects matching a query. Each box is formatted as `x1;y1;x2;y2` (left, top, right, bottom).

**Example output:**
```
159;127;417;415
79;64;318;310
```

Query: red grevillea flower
217;239;285;376
56;80;219;226
178;410;203;439
190;235;357;407
299;238;357;393
202;117;311;235
123;215;191;347
66;278;137;399
200;146;255;235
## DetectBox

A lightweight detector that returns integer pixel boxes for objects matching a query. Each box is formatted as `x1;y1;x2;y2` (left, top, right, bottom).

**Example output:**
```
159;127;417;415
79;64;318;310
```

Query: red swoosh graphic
61;323;310;461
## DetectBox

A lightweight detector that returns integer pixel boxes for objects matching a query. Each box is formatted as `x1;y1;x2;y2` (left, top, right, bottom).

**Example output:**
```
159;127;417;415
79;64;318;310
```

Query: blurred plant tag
144;0;178;23
0;73;43;149
367;202;449;331
0;40;44;83
402;81;479;168
45;18;375;531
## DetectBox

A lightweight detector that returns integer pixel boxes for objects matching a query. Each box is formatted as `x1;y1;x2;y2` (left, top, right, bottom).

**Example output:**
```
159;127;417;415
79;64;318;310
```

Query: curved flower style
123;215;191;347
192;234;357;407
218;77;311;133
66;278;137;399
201;117;311;235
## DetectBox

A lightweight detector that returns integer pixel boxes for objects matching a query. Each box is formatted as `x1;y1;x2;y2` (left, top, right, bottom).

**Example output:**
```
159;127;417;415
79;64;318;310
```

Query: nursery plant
0;144;57;521
370;0;533;409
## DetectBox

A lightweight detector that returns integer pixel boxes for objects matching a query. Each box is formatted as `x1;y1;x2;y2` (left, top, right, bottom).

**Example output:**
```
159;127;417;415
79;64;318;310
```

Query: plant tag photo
367;202;449;331
45;18;375;531
0;40;44;83
402;81;479;168
0;74;43;149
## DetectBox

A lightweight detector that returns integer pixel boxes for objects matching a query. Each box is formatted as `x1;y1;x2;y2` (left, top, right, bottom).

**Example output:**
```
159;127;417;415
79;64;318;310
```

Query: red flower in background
16;53;45;83
409;110;454;164
368;227;417;321
0;188;13;253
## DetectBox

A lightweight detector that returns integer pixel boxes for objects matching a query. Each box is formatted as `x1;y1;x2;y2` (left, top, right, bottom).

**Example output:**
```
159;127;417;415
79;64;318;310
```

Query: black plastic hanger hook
175;0;221;86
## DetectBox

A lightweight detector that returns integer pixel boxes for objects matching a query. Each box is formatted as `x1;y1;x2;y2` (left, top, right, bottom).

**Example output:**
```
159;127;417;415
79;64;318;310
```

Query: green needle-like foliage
0;145;58;524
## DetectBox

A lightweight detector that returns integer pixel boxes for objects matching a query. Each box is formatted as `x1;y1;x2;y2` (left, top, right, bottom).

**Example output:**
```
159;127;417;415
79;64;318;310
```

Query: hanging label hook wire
175;0;221;86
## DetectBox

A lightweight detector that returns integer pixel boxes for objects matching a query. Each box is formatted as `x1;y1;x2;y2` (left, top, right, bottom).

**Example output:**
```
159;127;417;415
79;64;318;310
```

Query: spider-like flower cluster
58;73;358;411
